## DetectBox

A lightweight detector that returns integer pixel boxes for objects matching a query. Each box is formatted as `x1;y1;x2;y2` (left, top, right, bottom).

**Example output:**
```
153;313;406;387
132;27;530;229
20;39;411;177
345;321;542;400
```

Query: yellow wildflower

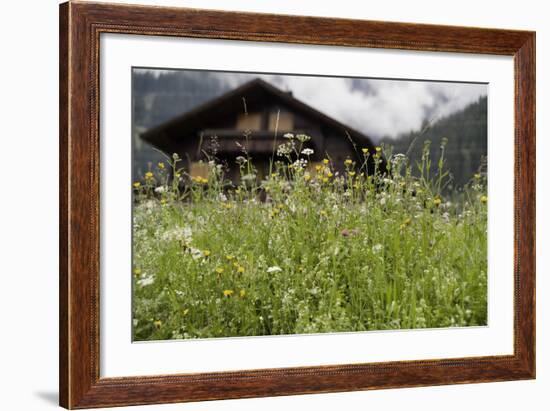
157;162;165;169
323;159;329;165
400;218;412;230
203;249;211;257
226;255;235;261
233;262;240;268
327;171;334;178
480;195;488;204
145;171;154;179
304;173;312;182
133;182;141;188
182;308;189;316
215;267;224;274
362;148;369;154
474;173;481;180
348;171;356;177
375;146;382;152
133;268;141;276
344;159;353;166
236;266;245;274
223;289;234;297
322;177;329;183
433;198;442;206
239;289;246;298
153;320;162;329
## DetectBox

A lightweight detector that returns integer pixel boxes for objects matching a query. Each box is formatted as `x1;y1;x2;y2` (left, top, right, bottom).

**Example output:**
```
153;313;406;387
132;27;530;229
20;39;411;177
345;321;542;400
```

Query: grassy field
132;136;487;341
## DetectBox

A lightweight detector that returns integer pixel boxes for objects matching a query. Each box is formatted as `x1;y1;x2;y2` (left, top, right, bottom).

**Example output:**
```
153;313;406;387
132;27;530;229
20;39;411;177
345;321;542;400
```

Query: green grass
132;137;487;341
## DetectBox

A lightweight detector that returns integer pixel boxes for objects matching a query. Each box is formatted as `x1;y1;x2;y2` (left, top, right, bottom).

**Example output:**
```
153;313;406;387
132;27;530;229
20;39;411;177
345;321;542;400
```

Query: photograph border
59;1;535;408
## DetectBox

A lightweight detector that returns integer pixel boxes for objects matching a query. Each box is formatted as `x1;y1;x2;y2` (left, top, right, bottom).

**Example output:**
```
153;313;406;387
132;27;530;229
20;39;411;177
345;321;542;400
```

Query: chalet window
268;112;293;131
189;161;209;179
236;112;262;131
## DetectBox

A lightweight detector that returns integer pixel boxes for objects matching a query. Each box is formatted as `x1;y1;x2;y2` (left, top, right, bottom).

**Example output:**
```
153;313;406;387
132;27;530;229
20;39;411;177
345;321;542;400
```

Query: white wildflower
372;244;384;253
182;226;192;240
301;148;314;155
161;226;193;244
309;286;320;295
143;199;157;211
267;266;282;273
391;153;407;164
241;173;256;181
189;247;203;260
218;192;227;202
276;142;293;156
292;158;308;169
137;275;154;287
154;186;166;194
283;133;294;139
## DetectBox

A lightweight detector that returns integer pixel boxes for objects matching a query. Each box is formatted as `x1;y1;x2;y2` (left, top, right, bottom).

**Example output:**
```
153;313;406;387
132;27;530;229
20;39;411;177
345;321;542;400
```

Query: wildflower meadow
132;135;487;341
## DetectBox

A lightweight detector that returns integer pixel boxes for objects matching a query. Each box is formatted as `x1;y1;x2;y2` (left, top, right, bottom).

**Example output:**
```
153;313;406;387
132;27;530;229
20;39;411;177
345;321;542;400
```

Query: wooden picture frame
59;1;535;408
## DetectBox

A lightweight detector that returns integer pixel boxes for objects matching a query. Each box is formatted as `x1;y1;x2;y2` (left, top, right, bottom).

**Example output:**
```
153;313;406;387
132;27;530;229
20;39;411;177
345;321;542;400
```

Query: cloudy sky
148;69;487;139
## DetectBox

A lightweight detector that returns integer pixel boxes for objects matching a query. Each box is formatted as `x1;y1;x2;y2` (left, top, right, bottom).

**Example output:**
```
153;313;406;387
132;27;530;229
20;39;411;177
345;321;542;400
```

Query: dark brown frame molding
59;1;536;408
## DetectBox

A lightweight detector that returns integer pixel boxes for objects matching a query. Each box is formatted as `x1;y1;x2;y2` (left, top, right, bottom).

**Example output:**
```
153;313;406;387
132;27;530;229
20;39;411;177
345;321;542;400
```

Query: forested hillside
381;96;487;189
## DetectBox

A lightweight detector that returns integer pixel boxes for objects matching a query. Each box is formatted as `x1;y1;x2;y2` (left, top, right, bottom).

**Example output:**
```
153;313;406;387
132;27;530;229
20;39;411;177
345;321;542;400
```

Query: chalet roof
141;78;376;154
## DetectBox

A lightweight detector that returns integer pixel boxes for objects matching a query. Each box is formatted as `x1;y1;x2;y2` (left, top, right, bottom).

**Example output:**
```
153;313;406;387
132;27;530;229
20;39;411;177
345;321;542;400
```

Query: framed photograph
59;1;535;408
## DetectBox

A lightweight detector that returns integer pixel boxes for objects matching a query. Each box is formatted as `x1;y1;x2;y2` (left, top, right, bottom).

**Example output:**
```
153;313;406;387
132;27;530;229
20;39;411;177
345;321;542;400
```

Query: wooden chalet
141;78;380;181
